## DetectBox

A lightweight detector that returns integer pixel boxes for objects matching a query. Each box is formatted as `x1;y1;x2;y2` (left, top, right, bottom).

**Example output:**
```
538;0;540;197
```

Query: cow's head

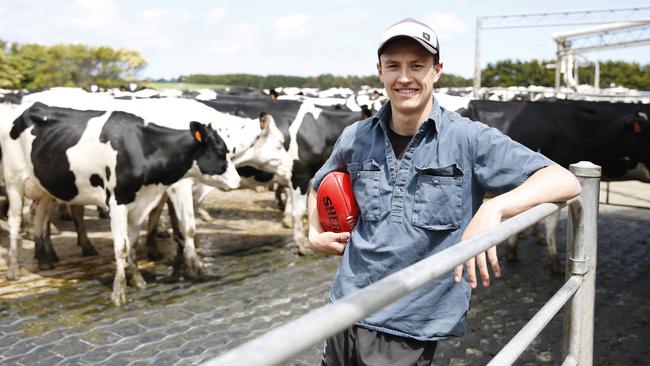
625;111;649;135
190;121;240;190
620;109;650;166
231;113;292;185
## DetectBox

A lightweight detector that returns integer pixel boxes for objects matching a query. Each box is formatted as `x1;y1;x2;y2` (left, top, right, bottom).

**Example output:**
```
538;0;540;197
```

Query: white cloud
321;12;369;26
236;23;257;35
423;12;469;41
142;8;171;20
206;38;256;56
206;8;225;24
273;13;311;39
0;6;6;31
66;0;120;29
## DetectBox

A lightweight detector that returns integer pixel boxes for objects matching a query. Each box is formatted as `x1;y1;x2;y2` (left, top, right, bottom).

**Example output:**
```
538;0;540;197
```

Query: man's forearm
307;188;323;241
486;164;582;219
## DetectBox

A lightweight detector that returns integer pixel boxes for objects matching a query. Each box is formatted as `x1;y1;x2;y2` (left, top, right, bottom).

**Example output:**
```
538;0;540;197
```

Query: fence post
563;162;601;365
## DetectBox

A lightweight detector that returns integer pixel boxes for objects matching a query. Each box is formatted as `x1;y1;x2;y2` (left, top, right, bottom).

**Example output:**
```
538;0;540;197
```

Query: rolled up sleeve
471;122;554;195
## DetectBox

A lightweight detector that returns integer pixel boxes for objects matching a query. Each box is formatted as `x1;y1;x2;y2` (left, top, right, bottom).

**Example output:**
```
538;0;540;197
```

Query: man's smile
395;88;419;97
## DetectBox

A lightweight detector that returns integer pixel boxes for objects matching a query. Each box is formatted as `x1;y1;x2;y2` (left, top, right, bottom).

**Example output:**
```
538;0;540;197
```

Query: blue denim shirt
312;97;554;341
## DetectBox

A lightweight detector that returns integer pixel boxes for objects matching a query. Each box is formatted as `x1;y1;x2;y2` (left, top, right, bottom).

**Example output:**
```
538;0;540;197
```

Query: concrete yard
1;181;649;365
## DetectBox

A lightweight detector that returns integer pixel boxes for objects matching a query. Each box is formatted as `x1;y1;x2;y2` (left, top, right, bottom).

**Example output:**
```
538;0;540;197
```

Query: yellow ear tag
194;130;202;142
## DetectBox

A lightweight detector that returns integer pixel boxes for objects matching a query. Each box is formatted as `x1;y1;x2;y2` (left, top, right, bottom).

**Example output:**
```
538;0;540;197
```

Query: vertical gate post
564;162;601;365
473;16;483;98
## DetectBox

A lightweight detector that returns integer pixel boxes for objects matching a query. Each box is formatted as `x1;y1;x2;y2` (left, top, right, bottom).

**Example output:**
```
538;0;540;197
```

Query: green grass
144;81;229;91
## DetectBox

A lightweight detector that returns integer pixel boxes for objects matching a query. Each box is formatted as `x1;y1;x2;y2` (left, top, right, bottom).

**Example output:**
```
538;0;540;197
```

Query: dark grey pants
320;325;438;366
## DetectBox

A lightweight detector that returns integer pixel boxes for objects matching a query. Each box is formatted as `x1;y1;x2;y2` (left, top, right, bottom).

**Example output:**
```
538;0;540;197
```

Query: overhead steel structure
552;21;650;90
473;7;650;97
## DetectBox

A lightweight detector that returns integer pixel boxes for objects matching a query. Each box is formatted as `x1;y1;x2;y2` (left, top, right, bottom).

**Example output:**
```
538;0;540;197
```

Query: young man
307;18;582;365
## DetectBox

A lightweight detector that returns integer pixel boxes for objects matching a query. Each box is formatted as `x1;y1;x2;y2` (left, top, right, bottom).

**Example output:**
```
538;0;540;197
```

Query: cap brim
378;35;438;56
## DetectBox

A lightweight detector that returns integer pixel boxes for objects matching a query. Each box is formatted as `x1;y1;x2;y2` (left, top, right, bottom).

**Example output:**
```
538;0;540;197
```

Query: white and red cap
378;18;439;58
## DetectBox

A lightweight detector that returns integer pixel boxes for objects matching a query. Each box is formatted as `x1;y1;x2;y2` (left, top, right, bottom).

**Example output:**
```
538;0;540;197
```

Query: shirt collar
372;96;441;134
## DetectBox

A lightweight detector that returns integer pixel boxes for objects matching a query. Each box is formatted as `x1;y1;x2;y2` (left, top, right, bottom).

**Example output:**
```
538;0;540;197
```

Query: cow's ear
626;112;648;134
190;121;207;143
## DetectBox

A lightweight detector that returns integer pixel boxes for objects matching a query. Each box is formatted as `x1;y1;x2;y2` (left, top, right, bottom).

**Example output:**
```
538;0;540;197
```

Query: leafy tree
178;72;470;90
0;40;147;89
481;59;650;90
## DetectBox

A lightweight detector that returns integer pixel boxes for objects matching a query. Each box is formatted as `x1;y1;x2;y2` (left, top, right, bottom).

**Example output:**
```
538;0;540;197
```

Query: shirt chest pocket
412;164;463;231
347;160;381;221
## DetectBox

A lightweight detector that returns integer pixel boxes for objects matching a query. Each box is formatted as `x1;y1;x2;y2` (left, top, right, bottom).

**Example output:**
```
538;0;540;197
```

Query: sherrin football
317;171;359;233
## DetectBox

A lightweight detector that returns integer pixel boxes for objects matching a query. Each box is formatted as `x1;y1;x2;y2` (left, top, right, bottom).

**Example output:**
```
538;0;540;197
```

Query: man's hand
307;186;351;255
454;245;501;288
454;200;502;288
309;231;350;255
453;164;582;288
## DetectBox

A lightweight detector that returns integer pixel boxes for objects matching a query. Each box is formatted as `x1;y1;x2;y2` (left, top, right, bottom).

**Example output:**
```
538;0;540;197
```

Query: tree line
178;72;472;89
481;59;650;90
0;40;147;89
1;39;649;90
181;59;650;90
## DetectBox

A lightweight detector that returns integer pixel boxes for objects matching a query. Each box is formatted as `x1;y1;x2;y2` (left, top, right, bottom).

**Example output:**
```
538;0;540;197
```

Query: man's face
377;38;442;116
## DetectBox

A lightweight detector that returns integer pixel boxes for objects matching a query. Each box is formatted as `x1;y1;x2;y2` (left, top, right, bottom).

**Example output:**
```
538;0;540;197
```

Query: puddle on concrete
0;189;311;337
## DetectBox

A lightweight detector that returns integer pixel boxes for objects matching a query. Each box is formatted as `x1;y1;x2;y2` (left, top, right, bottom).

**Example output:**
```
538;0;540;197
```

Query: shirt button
389;165;395;171
397;187;403;192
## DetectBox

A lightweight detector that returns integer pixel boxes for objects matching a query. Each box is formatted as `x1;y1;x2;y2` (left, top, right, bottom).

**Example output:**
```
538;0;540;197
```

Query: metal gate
203;162;601;366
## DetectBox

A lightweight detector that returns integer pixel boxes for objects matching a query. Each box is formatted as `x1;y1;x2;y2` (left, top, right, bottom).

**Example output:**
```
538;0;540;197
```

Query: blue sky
1;0;648;80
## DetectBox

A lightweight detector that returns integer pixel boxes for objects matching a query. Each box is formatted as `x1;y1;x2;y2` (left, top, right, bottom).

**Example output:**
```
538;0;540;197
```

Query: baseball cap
378;18;439;58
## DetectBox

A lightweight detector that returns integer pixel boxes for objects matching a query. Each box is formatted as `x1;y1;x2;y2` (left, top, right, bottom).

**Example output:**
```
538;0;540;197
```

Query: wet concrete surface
0;186;649;365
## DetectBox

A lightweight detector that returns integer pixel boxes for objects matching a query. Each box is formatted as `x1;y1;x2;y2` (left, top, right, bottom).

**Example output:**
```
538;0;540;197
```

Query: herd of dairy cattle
0;86;648;305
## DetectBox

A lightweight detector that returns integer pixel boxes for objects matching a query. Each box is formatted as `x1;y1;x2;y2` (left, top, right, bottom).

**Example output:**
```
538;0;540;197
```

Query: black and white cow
200;94;366;253
462;99;650;272
0;102;240;305
19;88;291;265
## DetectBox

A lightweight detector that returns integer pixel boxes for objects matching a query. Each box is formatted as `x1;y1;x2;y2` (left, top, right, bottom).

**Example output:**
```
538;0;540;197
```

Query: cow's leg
144;196;166;260
167;199;190;278
109;204;131;306
532;223;546;246
275;184;286;211
126;223;147;290
97;206;109;219
48;222;60;236
167;198;184;246
282;186;293;228
192;183;215;223
21;199;34;239
70;205;99;256
6;185;24;280
167;182;204;278
32;196;57;270
0;200;8;219
544;211;563;274
505;235;518;262
195;206;213;223
43;220;59;263
41;201;60;263
290;188;312;255
57;203;73;221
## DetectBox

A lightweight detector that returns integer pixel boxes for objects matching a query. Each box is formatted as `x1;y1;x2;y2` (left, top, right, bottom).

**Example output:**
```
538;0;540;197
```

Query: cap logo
422;32;430;41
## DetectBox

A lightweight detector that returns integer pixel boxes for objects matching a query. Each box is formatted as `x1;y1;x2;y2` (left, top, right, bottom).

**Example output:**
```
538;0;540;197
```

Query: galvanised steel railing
203;161;601;366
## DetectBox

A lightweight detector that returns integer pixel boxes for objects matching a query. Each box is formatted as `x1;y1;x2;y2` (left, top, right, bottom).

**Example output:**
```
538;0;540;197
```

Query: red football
317;171;359;233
